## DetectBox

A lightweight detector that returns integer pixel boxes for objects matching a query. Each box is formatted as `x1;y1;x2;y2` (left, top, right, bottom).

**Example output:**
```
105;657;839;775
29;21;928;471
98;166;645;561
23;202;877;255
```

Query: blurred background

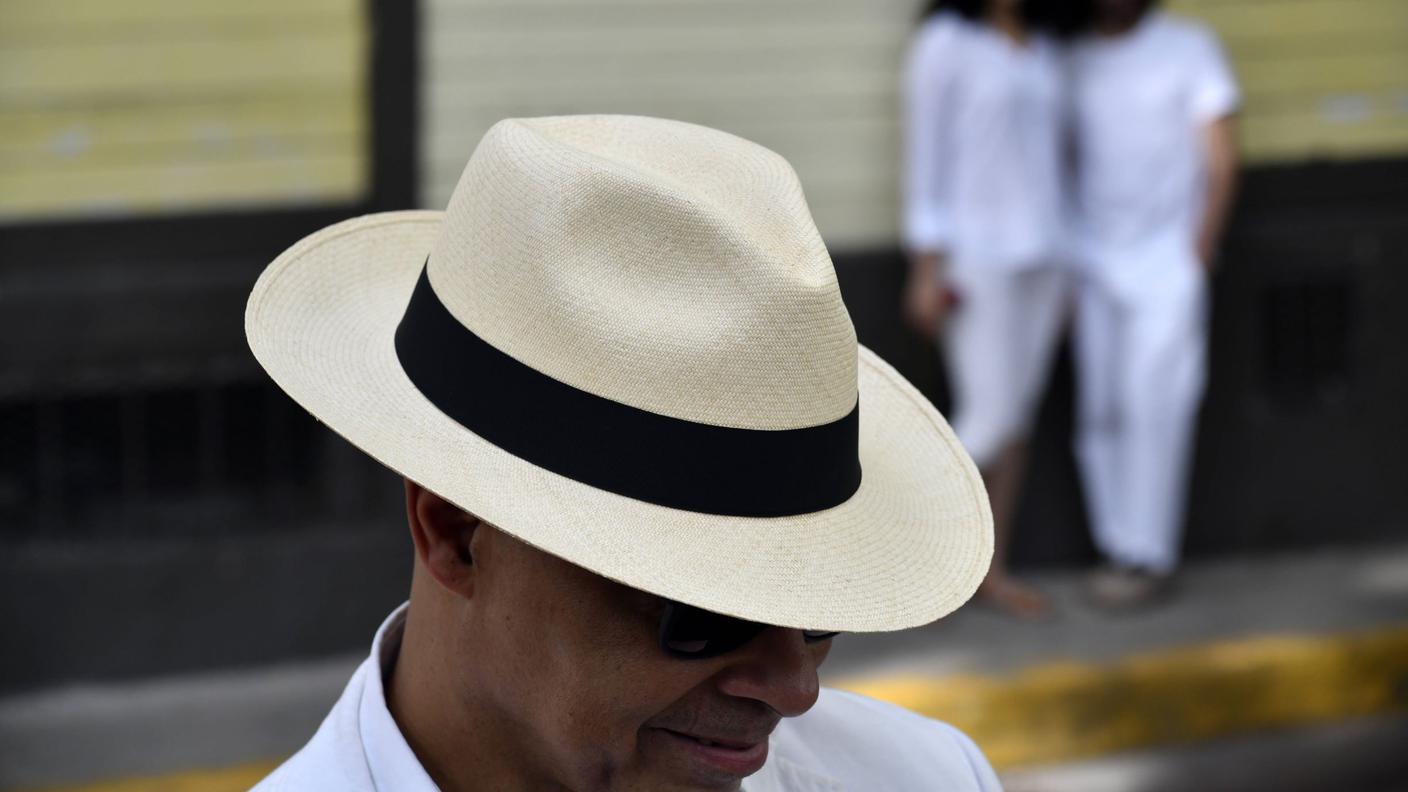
1;0;1406;790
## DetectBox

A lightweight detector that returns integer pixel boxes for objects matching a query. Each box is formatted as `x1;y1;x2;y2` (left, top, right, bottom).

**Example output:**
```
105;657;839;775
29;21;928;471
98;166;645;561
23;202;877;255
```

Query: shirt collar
358;602;439;792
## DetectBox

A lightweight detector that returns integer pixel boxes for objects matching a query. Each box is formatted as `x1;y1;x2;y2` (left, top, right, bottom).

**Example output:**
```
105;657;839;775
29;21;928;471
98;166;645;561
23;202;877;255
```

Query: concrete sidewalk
1001;713;1408;792
825;541;1408;769
4;542;1408;791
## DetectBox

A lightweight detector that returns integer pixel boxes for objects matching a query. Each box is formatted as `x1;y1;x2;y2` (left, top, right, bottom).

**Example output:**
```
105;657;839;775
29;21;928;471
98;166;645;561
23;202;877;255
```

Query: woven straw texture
245;116;991;632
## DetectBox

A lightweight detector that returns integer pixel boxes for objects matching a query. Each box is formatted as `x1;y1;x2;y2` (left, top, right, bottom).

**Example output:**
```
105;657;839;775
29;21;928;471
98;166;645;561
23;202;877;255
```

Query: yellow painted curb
21;625;1408;789
835;624;1408;769
20;761;280;792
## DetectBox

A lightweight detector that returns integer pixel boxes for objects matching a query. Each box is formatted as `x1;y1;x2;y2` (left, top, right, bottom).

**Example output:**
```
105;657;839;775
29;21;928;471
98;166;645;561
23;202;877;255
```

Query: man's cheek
545;704;650;789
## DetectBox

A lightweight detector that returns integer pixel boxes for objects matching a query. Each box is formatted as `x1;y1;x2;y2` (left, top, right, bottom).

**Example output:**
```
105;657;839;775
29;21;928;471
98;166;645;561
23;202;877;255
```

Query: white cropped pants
942;264;1068;469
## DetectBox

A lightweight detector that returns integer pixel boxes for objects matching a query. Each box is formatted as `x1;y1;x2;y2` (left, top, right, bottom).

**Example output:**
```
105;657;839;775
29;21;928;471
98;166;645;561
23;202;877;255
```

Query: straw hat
245;115;991;632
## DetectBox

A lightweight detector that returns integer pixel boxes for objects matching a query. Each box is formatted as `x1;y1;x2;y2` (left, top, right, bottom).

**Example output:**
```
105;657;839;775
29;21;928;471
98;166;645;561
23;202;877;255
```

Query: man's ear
405;479;482;597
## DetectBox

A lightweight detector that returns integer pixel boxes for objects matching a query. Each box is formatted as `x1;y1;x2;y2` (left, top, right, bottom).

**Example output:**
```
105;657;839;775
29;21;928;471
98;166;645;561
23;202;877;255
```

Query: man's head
246;114;993;789
395;480;832;791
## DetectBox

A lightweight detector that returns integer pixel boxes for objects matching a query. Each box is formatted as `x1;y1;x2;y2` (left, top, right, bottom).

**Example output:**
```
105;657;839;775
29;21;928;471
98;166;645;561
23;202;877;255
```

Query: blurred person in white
902;0;1073;618
1068;0;1240;607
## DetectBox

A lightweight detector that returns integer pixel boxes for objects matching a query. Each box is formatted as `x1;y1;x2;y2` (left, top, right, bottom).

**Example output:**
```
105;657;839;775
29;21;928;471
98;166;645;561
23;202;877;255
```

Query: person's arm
1187;26;1241;272
900;19;960;337
1196;114;1239;271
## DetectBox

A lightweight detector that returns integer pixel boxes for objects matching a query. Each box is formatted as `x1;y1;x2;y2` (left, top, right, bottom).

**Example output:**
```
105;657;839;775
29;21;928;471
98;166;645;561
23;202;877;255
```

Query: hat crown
427;115;857;430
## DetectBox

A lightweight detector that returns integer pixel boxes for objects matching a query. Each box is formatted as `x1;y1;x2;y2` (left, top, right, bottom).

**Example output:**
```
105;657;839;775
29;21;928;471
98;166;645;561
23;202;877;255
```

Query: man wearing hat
247;115;1000;790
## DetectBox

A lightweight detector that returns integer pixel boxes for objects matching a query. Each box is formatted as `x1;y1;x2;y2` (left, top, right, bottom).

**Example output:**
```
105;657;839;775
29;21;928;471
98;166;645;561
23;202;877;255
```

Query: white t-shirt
254;604;1002;791
1069;11;1239;278
902;12;1067;271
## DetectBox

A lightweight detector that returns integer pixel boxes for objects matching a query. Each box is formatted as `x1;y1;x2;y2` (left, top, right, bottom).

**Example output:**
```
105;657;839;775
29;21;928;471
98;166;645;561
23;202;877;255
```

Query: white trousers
943;265;1068;468
1073;264;1208;572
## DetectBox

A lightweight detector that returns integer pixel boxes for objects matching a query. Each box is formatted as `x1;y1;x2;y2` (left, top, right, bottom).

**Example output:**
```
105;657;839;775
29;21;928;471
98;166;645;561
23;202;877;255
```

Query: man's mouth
667;731;756;749
659;729;770;776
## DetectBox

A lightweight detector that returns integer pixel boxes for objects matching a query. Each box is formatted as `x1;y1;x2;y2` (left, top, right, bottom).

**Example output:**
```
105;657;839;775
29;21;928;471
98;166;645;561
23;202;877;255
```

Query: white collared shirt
902;12;1067;271
359;608;438;792
253;604;1002;791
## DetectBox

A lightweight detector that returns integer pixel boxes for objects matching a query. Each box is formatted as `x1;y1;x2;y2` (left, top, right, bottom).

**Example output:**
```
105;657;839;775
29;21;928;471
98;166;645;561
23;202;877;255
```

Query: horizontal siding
1171;0;1408;163
423;0;1408;248
1243;111;1408;162
0;99;359;160
1;0;356;31
0;0;369;222
422;0;914;249
1;152;364;219
1179;0;1408;43
1235;51;1408;97
2;38;361;101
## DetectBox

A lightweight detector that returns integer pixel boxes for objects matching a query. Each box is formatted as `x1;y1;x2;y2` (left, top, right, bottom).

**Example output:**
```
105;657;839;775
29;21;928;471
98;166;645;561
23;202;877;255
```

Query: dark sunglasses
658;599;840;660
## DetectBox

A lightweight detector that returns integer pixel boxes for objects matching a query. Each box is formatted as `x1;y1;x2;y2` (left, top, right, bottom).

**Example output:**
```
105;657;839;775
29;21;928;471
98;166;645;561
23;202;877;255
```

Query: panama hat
245;115;991;632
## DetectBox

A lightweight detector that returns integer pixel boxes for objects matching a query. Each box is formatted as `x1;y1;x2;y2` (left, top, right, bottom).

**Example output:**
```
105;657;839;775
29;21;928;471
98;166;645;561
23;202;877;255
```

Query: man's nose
713;627;821;717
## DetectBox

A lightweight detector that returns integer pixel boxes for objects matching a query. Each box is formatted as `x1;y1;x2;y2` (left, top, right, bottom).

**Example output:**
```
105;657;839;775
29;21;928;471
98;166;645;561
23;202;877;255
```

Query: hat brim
246;210;992;632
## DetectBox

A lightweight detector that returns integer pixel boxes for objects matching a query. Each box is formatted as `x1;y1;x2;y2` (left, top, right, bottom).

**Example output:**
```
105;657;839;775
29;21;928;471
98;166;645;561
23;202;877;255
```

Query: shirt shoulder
769;688;1002;790
912;12;971;57
917;11;968;38
1154;13;1240;118
1150;12;1222;54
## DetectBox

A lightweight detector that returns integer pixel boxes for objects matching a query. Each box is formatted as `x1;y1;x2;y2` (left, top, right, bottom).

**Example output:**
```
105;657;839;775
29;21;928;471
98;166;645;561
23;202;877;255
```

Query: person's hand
1196;232;1220;274
902;251;951;339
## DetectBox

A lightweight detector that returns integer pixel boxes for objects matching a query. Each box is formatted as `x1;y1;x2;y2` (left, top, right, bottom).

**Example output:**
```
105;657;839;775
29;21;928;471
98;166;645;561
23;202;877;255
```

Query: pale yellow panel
1243;112;1408;161
0;99;360;162
1236;51;1408;97
1174;0;1408;42
420;0;1408;244
425;72;894;120
1170;0;1408;163
427;24;900;59
429;0;911;26
420;0;915;246
1;37;361;103
429;113;896;182
2;0;356;27
2;132;363;179
0;0;358;43
428;87;896;126
0;151;366;219
431;0;905;11
0;0;370;220
428;44;901;82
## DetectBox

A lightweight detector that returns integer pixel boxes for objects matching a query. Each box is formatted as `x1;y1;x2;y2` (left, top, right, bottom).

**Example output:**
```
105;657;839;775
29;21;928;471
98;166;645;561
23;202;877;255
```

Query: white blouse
902;12;1067;271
